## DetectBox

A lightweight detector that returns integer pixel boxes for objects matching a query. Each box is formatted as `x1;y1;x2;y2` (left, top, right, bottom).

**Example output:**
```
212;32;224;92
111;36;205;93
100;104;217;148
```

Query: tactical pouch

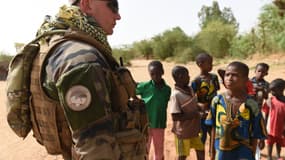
128;99;148;135
6;30;67;138
110;70;129;112
6;43;39;138
110;67;148;159
111;67;148;132
115;129;147;160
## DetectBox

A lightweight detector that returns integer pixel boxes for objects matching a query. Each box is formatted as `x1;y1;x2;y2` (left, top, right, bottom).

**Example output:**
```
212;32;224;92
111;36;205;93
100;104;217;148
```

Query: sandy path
1;54;285;160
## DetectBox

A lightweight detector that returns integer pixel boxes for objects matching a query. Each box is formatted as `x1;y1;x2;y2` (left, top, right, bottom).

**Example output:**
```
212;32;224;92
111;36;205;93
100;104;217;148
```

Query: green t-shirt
136;80;171;128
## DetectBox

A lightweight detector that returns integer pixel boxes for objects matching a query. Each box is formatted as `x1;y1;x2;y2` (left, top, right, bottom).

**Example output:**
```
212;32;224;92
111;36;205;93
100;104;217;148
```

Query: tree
151;27;191;60
257;4;285;52
273;0;285;16
198;1;238;30
133;40;153;59
195;21;237;58
229;31;258;58
112;46;136;66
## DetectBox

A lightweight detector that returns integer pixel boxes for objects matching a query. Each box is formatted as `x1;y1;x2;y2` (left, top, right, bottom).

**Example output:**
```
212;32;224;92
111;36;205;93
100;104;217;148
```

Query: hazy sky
0;0;271;54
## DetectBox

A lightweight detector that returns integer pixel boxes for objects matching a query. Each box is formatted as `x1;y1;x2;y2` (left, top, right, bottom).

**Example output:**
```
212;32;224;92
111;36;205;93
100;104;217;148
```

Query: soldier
29;0;147;159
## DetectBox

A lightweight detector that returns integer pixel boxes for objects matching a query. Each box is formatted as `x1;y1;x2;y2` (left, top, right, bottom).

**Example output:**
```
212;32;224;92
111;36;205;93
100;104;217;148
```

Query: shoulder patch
65;85;91;111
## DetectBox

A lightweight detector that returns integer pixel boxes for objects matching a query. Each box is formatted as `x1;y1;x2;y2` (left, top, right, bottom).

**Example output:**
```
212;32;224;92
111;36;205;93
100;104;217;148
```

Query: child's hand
263;90;269;99
198;102;209;111
199;111;209;119
258;140;265;150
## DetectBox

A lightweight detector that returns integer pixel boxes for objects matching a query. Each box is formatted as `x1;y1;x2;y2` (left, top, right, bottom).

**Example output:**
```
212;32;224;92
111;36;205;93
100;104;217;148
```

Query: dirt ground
1;53;285;160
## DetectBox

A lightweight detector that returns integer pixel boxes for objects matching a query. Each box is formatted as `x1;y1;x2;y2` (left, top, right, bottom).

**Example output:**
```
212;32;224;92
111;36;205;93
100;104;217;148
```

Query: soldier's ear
80;0;92;13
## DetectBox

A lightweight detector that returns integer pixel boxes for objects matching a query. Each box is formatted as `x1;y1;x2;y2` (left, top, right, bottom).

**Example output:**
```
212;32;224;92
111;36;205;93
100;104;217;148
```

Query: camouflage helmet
69;0;80;5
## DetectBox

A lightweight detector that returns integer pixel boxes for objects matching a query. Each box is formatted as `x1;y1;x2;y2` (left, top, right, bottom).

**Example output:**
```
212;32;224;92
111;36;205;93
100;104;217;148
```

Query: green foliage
112;47;136;66
195;21;237;58
173;48;196;64
112;1;285;62
195;1;239;58
229;32;257;58
151;35;171;59
257;4;285;52
132;40;153;59
198;1;238;30
151;27;191;60
0;51;13;62
273;0;285;16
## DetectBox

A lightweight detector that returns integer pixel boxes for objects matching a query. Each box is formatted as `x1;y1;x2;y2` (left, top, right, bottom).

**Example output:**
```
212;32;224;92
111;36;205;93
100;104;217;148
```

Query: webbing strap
29;30;67;45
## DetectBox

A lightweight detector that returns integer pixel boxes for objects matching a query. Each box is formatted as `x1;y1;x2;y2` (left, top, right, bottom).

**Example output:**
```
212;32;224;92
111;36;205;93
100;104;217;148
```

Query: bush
229;33;256;58
0;52;13;62
173;48;196;64
112;47;136;66
195;21;237;58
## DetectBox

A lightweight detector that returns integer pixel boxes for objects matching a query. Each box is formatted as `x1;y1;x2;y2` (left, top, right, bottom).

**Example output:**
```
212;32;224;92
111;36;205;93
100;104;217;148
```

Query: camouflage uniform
29;5;146;160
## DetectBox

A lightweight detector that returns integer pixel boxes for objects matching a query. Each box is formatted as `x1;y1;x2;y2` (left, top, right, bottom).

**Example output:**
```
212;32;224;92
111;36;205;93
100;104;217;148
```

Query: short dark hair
172;66;188;81
148;60;164;74
256;63;269;71
227;61;249;77
270;78;285;90
195;52;212;64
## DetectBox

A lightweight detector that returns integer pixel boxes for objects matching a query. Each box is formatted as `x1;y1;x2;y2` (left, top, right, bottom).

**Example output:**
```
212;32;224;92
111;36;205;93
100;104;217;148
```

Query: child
251;63;270;108
262;78;285;160
251;63;270;159
136;60;171;160
191;53;220;144
170;66;205;160
205;61;267;160
218;68;255;96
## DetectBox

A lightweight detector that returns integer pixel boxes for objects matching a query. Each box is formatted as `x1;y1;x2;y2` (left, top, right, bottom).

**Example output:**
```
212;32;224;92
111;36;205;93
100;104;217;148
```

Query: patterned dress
205;94;267;160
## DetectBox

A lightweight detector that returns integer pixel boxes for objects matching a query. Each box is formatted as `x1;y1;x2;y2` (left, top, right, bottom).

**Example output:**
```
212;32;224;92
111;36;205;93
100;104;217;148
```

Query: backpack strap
32;30;68;44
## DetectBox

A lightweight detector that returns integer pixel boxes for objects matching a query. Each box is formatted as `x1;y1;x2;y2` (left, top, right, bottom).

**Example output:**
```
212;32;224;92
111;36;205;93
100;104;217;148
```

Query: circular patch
65;85;91;111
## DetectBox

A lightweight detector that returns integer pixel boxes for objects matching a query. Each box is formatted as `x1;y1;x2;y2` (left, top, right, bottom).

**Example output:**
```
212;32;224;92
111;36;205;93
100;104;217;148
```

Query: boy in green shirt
136;60;171;160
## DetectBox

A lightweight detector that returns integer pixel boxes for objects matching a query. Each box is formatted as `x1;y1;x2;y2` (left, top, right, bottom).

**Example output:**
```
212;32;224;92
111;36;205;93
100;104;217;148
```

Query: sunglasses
97;0;119;14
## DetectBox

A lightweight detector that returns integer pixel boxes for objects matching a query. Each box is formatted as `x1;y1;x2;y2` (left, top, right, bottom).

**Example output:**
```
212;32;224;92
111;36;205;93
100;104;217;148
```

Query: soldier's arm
45;41;121;159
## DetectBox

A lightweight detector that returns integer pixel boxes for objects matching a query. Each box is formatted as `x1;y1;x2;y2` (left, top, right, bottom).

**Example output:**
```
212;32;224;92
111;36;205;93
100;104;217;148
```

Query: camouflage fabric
52;47;112;131
43;36;146;159
6;43;38;138
27;4;147;159
37;5;111;53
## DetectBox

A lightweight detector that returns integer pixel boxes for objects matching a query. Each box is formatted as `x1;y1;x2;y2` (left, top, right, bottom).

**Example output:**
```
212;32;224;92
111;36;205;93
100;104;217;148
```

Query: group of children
135;52;285;160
